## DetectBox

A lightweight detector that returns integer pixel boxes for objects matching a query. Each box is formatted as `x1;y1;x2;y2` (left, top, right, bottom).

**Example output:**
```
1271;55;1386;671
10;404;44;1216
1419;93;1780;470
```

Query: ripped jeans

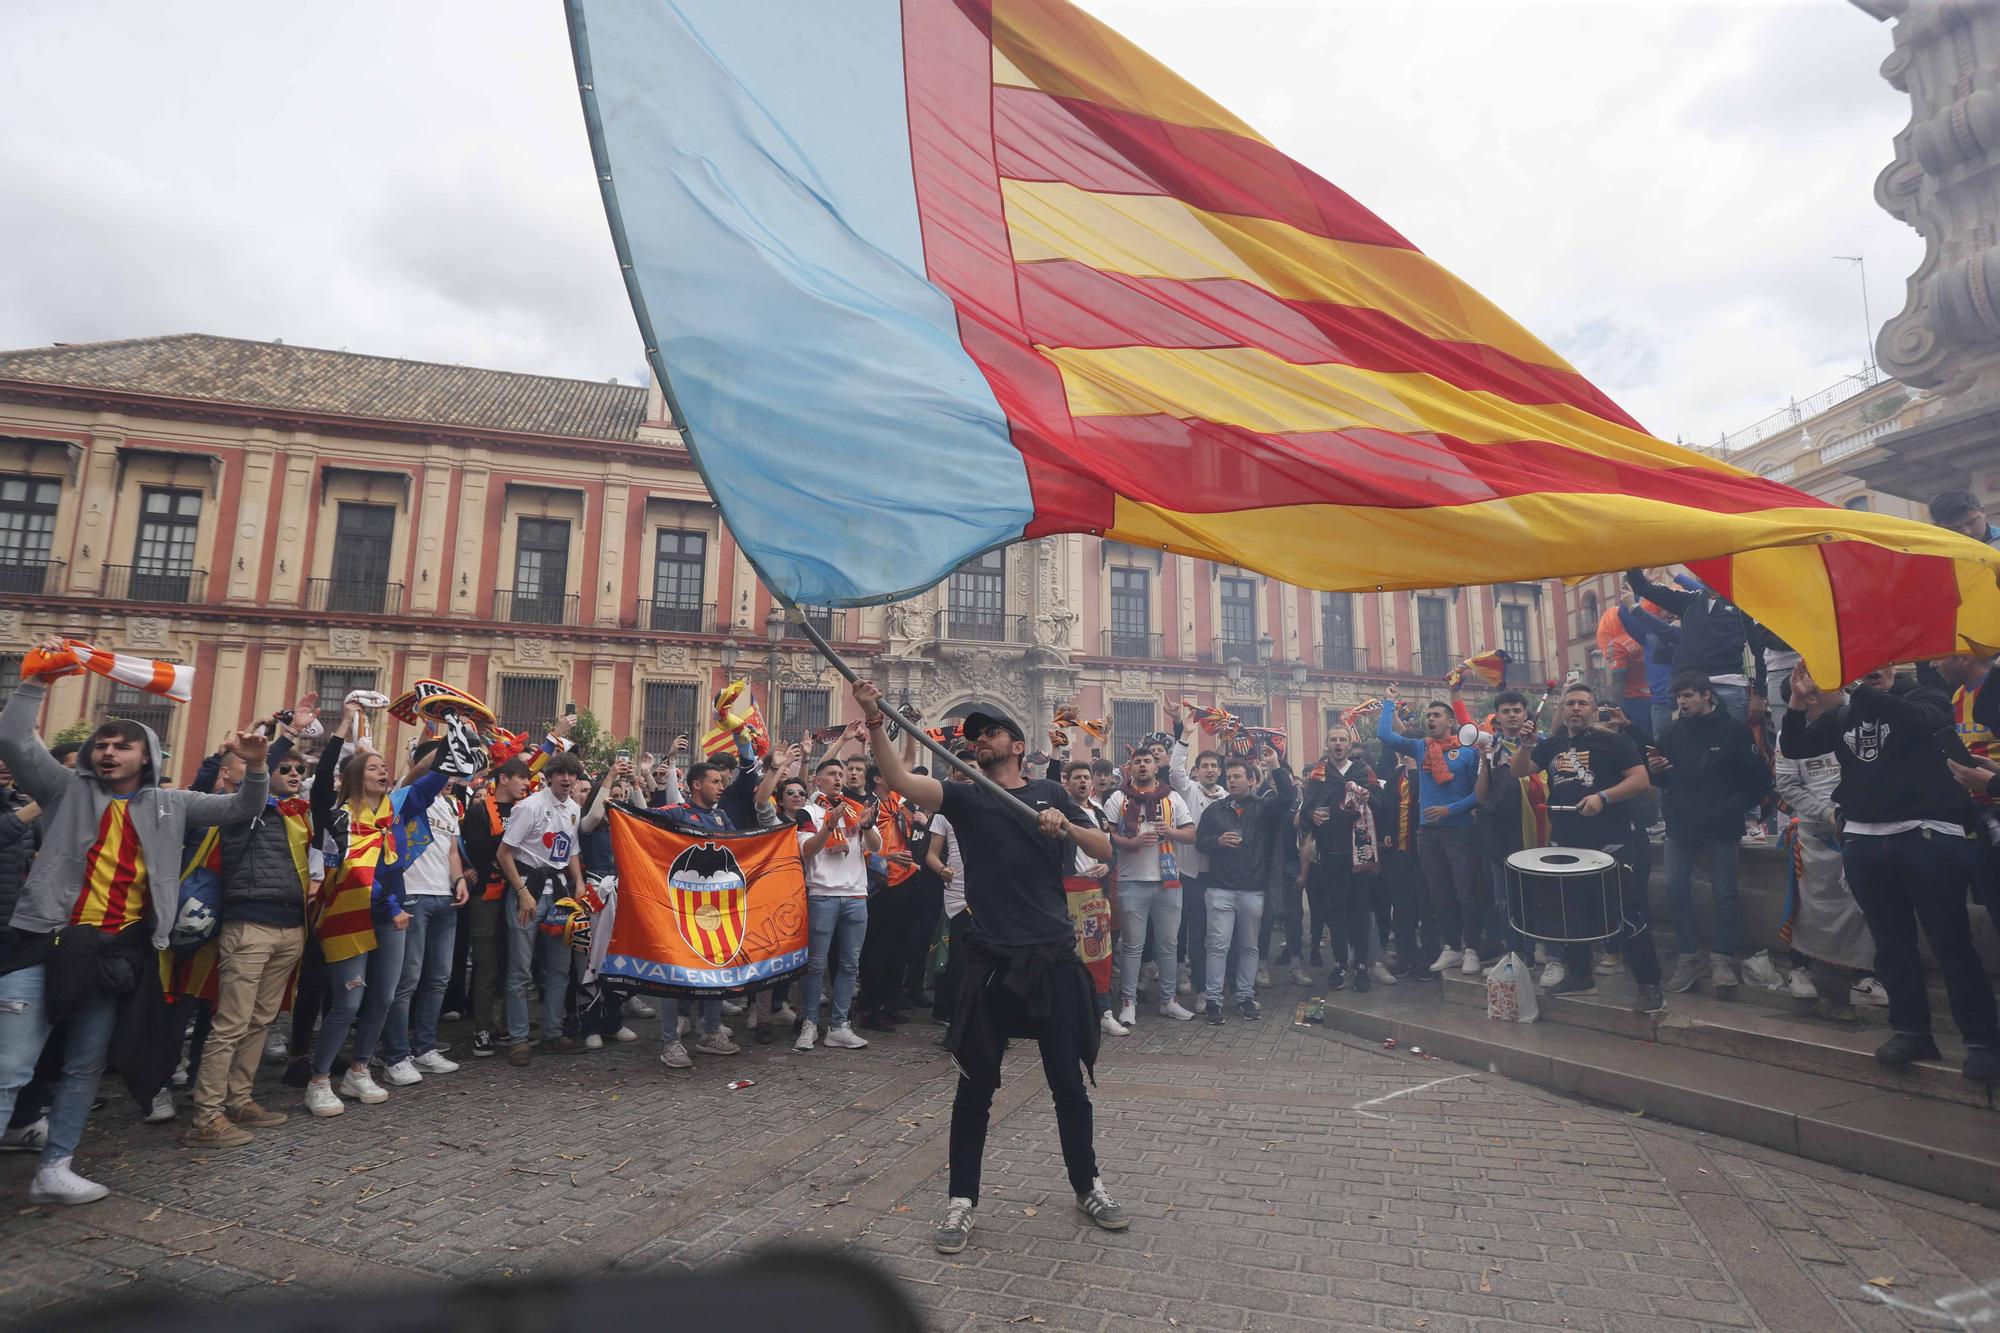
310;953;371;1077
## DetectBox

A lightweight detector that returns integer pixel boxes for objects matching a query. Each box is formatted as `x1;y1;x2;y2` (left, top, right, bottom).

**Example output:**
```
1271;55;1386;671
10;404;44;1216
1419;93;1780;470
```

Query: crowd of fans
0;491;1994;1214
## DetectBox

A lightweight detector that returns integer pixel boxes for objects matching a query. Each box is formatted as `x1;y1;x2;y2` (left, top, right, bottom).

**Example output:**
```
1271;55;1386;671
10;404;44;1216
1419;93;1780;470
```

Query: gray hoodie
0;682;268;949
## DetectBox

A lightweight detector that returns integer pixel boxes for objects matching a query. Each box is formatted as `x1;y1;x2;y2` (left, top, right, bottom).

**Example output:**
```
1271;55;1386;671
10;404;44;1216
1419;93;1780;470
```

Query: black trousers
1560;843;1661;987
902;878;943;999
932;911;970;1023
947;979;1097;1206
1843;829;1997;1047
858;879;920;1012
1310;856;1374;968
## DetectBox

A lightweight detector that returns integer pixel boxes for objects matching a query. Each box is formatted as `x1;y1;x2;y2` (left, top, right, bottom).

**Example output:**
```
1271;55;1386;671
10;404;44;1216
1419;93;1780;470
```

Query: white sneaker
1100;1010;1129;1036
583;1034;604;1050
1140;960;1160;986
717;1023;734;1041
413;1050;459;1074
261;1029;289;1064
1176;977;1194;996
338;1067;389;1104
170;1056;190;1089
1538;961;1567;991
1159;1000;1196;1021
0;1116;48;1153
1786;969;1819;1000
28;1157;108;1206
660;1041;694;1069
1288;963;1313;987
612;1026;639;1043
1851;977;1890;1007
1368;961;1397;986
144;1089;176;1124
794;1021;818;1052
676;1016;690;1037
695;1031;740;1056
624;997;657;1019
1254;965;1271;988
305;1080;344;1118
382;1059;423;1087
824;1025;869;1049
721;999;746;1017
775;1003;798;1023
1460;948;1481;975
1594;955;1626;976
1429;948;1463;973
1116;1002;1137;1027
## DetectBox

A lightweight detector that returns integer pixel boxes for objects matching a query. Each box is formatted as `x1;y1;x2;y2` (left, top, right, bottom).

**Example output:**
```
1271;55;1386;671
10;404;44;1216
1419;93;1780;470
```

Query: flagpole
772;597;1047;825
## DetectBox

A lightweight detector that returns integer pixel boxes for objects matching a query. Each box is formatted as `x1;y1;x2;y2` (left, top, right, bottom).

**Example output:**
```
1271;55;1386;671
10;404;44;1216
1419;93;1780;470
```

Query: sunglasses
275;764;306;775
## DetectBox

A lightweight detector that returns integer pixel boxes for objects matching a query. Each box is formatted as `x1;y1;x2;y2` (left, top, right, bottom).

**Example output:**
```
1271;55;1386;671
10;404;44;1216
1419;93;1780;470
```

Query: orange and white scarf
23;638;193;703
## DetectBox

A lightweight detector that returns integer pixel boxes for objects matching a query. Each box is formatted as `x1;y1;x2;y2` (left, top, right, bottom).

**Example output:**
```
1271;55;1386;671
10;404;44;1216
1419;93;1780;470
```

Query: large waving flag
567;0;2000;682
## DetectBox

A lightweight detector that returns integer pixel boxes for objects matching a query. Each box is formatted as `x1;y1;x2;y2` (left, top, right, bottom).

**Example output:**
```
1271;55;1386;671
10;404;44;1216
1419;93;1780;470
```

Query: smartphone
616;749;630;764
565;700;578;717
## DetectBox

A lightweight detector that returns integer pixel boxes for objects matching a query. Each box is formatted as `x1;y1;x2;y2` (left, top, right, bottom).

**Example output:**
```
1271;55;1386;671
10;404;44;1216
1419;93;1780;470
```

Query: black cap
959;710;1024;743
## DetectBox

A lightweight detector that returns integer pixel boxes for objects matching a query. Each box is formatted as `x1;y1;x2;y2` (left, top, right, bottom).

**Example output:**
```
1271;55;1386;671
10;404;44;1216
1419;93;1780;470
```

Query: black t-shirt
939;776;1086;947
1530;729;1643;850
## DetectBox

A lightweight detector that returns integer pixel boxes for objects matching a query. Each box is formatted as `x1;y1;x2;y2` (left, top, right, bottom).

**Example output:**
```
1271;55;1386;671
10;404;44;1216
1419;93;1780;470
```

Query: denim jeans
389;896;458;1061
801;895;868;1029
1664;832;1741;958
503;902;572;1043
0;964;119;1165
1708;682;1749;722
1115;879;1181;1005
658;997;721;1041
1204;888;1263;1004
351;923;409;1068
311;952;371;1076
1650;701;1674;736
1842;829;1998;1047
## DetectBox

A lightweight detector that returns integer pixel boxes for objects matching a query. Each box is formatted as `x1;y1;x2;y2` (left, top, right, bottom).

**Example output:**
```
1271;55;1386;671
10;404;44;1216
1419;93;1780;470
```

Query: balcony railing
640;599;716;634
305;577;404;616
1409;650;1459;680
494;588;580;626
0;558;63;596
1320;643;1368;673
785;607;844;641
1211;635;1260;665
101;564;206;605
1100;628;1163;660
936;608;1028;643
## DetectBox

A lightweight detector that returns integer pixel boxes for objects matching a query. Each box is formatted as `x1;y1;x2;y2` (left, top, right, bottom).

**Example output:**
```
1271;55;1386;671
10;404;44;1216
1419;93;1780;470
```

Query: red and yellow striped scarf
314;795;392;962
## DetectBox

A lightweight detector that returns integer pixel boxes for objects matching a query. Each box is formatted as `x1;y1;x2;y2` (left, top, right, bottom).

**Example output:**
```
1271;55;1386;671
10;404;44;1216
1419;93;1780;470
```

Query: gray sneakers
1709;952;1739;993
1077;1178;1130;1231
1664;954;1704;993
935;1196;975;1253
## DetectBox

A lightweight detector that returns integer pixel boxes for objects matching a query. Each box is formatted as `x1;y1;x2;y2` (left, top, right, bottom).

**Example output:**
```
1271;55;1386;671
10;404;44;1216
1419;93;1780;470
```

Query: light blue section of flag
571;0;1033;604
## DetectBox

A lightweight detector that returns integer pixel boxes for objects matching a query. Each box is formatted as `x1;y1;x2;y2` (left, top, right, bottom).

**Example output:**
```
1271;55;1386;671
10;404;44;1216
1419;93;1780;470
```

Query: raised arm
1376;700;1421;759
178;731;272;827
1625;568;1694;617
856;680;944;813
0;679;74;805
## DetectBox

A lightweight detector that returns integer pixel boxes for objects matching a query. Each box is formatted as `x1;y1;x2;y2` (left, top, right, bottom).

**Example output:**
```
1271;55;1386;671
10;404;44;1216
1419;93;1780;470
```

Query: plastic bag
1485;951;1539;1023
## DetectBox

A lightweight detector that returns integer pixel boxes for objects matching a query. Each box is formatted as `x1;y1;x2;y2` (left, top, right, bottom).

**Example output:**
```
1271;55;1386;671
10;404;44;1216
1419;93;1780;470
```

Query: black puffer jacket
0;785;39;928
217;807;309;927
1653;707;1771;840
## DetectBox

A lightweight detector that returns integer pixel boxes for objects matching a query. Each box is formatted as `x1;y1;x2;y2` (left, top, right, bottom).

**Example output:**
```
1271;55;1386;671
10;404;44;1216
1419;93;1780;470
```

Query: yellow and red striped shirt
73;796;149;934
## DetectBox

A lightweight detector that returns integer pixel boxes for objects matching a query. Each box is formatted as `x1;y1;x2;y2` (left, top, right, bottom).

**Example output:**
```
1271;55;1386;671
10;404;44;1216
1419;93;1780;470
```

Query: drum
1505;846;1622;944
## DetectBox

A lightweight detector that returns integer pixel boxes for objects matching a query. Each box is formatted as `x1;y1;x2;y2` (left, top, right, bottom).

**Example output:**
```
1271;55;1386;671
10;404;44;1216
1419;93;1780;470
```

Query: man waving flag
567;0;2000;684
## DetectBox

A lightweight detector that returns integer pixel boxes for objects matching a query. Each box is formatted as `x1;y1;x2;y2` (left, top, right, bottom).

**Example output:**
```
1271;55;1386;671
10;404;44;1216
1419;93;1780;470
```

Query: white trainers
794;1021;818;1052
613;1025;639;1043
1594;954;1626;976
28;1157;108;1206
721;999;746;1017
1709;953;1739;992
0;1116;48;1153
261;1029;289;1064
624;997;657;1019
1538;960;1567;991
1254;965;1271;988
382;1059;424;1087
1159;1000;1196;1021
694;1031;740;1056
1288;963;1314;987
338;1067;389;1104
1429;948;1463;973
774;1003;797;1023
824;1025;869;1049
1460;948;1482;975
583;1034;605;1050
660;1041;694;1069
413;1050;460;1074
1367;961;1398;987
304;1079;344;1118
144;1089;176;1124
1115;1002;1137;1027
1786;969;1819;1000
1176;976;1194;996
1099;1010;1129;1036
170;1056;190;1089
1850;976;1890;1007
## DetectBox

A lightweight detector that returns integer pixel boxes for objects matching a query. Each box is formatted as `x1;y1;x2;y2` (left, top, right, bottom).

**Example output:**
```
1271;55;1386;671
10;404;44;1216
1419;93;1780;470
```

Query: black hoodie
1196;765;1296;892
1780;680;1971;827
1653;706;1771;840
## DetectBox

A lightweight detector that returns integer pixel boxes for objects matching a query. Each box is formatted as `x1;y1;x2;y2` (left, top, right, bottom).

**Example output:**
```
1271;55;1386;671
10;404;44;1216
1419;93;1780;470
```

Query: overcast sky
0;0;1915;448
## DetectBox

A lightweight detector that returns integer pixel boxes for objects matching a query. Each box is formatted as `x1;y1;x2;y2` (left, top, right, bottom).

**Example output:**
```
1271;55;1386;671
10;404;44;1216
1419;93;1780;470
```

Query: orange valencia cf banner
601;806;808;997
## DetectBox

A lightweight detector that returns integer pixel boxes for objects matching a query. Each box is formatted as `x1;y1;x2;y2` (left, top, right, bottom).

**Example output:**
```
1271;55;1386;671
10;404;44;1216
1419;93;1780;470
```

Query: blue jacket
1377;708;1479;828
1617;604;1678;709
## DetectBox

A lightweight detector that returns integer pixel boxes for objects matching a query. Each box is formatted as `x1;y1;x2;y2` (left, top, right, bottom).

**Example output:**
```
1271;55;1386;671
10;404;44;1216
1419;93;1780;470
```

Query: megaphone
1458;723;1493;749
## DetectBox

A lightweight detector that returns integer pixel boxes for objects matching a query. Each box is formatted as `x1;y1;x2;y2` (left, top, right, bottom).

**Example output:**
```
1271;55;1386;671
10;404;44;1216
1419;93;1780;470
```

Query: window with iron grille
641;681;699;756
1321;591;1355;667
948;549;1006;638
779;687;830;738
1109;567;1150;655
1416;595;1449;673
1111;700;1155;750
134;487;200;576
0;476;59;570
1230;703;1265;731
103;681;174;751
498;675;561;738
0;655;19;706
1500;603;1530;666
312;668;379;737
330;503;395;606
651;529;707;628
1219;575;1257;651
1324;706;1349;739
513;518;570;603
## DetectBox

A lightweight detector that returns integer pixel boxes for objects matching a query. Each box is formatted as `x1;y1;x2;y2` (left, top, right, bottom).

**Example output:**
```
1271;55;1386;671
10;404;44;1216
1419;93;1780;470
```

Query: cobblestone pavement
0;983;1995;1330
